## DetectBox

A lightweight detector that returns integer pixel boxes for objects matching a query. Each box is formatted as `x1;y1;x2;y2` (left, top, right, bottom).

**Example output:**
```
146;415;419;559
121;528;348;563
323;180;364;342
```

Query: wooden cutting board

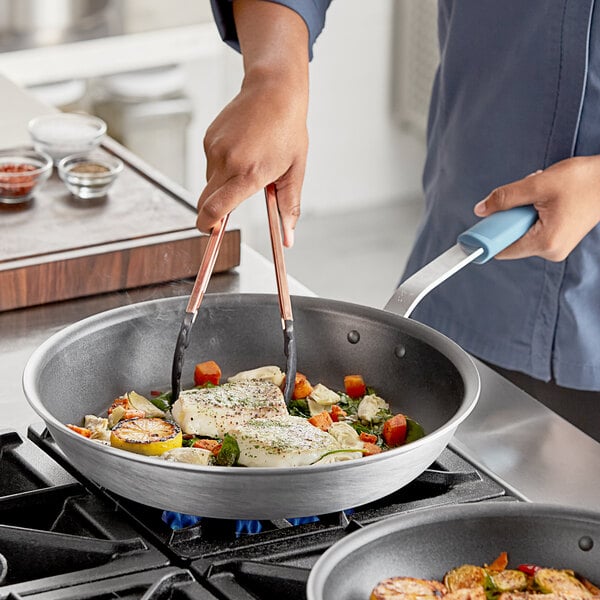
0;138;240;312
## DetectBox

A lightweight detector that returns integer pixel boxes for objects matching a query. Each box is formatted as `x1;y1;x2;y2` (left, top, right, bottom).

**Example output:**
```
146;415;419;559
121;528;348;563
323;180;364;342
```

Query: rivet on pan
579;536;594;551
347;330;360;344
395;345;406;358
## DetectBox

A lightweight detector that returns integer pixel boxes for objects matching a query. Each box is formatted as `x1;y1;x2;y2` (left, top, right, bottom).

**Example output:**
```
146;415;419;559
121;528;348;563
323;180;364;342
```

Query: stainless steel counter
1;73;600;515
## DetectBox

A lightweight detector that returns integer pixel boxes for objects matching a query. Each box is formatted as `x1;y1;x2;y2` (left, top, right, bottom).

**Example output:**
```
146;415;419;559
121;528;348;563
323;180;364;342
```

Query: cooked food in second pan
65;361;426;467
370;553;600;600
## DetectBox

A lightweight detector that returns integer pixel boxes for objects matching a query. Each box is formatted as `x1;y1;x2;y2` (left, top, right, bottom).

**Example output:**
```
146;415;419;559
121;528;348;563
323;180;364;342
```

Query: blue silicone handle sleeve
457;205;538;264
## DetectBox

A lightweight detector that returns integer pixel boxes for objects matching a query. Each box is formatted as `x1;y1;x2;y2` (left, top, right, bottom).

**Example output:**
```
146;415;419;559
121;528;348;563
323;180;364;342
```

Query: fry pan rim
22;292;480;475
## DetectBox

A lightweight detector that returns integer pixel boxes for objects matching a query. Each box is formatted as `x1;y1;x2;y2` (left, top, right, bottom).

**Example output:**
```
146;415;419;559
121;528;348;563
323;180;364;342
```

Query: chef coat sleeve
210;0;332;60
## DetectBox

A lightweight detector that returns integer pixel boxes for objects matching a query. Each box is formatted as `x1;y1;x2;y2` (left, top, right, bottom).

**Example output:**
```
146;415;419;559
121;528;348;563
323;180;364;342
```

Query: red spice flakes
0;163;37;197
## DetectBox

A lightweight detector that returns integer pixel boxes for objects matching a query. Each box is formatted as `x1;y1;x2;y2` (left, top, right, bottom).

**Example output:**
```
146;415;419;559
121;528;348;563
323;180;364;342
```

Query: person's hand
196;0;309;247
474;155;600;261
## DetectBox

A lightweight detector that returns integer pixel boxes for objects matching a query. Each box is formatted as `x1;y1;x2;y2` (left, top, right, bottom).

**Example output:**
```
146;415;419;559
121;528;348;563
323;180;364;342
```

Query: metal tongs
171;183;297;404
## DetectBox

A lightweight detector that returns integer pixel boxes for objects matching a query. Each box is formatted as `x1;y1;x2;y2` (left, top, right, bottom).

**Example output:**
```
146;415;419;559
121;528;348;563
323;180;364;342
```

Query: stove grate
0;430;169;598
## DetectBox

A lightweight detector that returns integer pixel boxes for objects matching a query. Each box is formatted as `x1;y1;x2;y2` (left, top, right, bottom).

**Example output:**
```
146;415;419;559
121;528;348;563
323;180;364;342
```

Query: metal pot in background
0;0;118;48
92;65;193;185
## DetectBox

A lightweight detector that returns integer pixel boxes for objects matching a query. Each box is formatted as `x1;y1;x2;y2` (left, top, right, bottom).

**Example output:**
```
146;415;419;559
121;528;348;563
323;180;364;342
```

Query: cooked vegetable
372;554;600;600
161;447;213;465
487;552;509;572
357;394;390;423
110;418;182;456
331;404;347;422
288;398;310;418
362;442;382;455
344;374;367;398
228;365;284;386
370;577;446;600
309;383;340;406
127;390;166;418
83;415;110;441
292;372;314;399
444;565;488;592
382;414;408;447
308;410;334;431
214;433;240;466
149;390;172;411
489;570;527;592
517;565;541;577
194;360;222;386
192;438;222;454
359;432;378;444
534;568;592;596
66;424;92;437
405;417;426;443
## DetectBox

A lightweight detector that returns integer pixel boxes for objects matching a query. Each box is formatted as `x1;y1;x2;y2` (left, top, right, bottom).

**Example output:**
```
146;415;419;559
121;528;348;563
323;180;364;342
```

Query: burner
162;512;323;536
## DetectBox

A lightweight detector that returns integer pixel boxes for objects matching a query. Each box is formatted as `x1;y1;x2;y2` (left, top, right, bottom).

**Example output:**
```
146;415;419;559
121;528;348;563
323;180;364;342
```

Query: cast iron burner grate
2;567;219;600
0;430;169;598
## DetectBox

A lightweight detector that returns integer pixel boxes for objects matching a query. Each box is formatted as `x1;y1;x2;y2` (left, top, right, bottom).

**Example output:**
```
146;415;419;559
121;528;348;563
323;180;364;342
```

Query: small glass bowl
28;113;107;164
58;152;123;199
0;148;53;205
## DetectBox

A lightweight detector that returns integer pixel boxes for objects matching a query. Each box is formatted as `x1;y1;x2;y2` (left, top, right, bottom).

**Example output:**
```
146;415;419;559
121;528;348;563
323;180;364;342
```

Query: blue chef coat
211;0;600;391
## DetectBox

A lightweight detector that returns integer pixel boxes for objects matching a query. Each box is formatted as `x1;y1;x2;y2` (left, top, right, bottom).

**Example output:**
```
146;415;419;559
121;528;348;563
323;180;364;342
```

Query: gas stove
0;425;511;599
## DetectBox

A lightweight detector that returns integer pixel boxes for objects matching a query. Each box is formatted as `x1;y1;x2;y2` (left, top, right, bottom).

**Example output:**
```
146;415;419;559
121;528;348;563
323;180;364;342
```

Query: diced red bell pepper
292;373;313;399
330;404;347;422
344;374;366;398
518;564;542;576
487;551;509;571
108;396;129;415
308;411;333;431
66;424;92;438
122;409;145;420
359;432;378;444
194;360;222;386
193;439;222;454
362;442;382;456
382;414;408;447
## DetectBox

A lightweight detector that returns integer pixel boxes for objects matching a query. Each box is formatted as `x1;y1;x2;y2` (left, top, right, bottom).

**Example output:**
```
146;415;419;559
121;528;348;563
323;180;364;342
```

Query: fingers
196;167;305;248
474;170;543;217
475;158;600;262
493;220;545;260
196;174;259;233
272;178;302;247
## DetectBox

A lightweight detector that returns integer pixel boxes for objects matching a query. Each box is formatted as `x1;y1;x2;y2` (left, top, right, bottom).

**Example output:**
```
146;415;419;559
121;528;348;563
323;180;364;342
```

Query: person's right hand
196;0;310;248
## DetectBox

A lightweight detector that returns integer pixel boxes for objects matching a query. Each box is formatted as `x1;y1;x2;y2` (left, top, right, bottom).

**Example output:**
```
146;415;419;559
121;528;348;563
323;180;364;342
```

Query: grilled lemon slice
110;418;182;456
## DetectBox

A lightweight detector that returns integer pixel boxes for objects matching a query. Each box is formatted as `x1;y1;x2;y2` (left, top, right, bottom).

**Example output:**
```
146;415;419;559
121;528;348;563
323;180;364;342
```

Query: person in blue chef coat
197;0;600;439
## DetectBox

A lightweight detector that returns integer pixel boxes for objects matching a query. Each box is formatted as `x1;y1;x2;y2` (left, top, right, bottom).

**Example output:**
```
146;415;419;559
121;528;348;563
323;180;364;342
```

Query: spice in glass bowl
0;149;53;205
28;114;107;164
58;152;123;199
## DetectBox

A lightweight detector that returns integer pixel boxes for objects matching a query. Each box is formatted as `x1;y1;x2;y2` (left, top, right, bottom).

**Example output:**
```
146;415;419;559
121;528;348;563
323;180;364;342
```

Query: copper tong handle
265;184;293;321
265;183;297;404
185;213;230;319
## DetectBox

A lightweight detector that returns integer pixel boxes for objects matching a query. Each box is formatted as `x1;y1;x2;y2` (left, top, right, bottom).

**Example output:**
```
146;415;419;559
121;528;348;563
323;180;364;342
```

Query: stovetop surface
0;425;512;599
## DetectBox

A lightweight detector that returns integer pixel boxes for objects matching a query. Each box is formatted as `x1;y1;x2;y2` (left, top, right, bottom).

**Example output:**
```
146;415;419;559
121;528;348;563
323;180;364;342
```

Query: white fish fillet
171;380;288;438
229;415;340;467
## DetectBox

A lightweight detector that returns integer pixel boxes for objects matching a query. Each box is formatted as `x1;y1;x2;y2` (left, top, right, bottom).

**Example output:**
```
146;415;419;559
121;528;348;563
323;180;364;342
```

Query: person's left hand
474;155;600;261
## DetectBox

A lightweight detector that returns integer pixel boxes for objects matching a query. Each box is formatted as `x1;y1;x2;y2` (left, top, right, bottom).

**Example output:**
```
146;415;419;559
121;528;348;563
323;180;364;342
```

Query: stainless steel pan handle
384;206;537;318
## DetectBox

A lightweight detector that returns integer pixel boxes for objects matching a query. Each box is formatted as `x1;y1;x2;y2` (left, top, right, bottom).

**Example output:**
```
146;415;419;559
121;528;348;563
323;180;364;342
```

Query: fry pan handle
384;205;537;319
458;205;538;264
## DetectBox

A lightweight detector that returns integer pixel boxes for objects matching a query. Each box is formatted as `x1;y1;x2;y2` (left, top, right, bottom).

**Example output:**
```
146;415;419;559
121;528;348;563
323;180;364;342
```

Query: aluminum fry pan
307;501;600;600
23;293;479;519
